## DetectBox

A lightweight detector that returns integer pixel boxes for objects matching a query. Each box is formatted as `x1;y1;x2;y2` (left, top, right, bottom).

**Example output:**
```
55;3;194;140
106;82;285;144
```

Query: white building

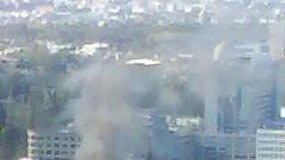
75;42;109;56
27;129;81;160
256;120;285;160
18;158;32;160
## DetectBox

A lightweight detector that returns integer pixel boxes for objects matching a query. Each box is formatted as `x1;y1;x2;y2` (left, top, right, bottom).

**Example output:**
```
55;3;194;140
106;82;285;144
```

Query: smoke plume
65;63;145;160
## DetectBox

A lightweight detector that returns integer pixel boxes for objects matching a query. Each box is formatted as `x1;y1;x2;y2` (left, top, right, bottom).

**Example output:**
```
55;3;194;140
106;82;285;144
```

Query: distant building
233;42;278;134
201;41;278;160
53;0;69;8
256;119;285;160
0;104;6;132
27;128;81;160
199;133;256;160
18;158;32;160
165;115;203;134
151;115;202;160
205;42;278;135
126;58;161;66
281;108;285;118
268;21;285;61
75;42;109;56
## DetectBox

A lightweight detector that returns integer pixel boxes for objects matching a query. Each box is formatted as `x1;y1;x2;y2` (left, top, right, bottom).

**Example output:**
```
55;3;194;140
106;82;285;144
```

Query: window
38;136;45;140
31;149;36;154
70;144;76;148
31;143;37;147
54;143;60;148
54;150;60;155
70;137;75;141
39;150;44;155
46;136;51;141
62;144;68;148
46;150;52;155
63;137;69;141
61;151;68;155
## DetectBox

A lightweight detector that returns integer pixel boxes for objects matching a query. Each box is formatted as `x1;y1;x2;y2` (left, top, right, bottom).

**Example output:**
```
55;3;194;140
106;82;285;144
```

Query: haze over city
0;0;285;160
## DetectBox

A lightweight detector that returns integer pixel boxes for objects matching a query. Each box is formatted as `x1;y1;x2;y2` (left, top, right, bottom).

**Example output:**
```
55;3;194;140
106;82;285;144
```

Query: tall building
217;88;241;134
0;104;6;133
204;78;218;134
205;42;278;135
236;42;277;134
268;21;285;61
276;52;285;118
201;41;278;160
256;119;285;160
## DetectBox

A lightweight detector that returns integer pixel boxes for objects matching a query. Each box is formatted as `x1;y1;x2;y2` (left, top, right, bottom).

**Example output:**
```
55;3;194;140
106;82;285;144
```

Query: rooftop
261;118;285;130
126;58;161;66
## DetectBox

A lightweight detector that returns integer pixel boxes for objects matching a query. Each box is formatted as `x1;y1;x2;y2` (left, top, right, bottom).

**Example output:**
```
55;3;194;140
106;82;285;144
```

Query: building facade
256;120;285;160
27;129;81;160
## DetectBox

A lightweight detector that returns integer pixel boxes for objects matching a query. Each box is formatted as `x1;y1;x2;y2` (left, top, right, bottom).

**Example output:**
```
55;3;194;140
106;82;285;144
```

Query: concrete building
256;119;285;160
27;128;81;160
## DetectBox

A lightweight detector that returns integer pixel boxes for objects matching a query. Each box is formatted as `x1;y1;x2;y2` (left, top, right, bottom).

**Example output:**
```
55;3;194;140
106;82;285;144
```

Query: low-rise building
256;119;285;160
27;128;81;160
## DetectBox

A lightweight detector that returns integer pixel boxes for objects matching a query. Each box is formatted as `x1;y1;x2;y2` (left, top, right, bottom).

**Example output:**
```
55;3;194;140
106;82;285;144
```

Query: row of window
258;153;285;159
36;158;70;160
32;156;74;160
30;135;81;142
257;140;285;145
29;143;79;149
257;147;285;152
258;133;285;139
31;149;76;156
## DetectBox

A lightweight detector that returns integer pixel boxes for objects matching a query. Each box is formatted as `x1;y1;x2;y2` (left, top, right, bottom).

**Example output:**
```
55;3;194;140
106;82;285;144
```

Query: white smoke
65;63;145;160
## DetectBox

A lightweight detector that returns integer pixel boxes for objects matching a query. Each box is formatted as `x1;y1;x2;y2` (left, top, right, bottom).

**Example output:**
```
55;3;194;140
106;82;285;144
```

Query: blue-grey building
205;41;278;135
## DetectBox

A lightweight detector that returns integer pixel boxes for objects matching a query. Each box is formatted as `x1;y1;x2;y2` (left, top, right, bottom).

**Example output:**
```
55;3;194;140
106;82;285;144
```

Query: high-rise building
268;21;285;61
205;42;278;135
204;78;218;134
0;104;6;133
236;42;277;134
